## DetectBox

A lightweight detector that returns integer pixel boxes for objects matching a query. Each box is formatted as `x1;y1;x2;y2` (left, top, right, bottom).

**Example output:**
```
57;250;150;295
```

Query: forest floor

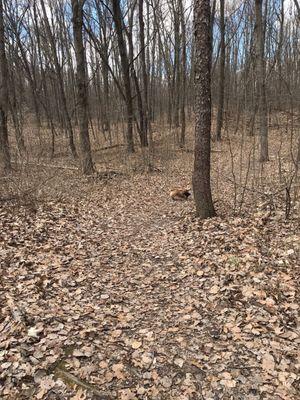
0;126;299;399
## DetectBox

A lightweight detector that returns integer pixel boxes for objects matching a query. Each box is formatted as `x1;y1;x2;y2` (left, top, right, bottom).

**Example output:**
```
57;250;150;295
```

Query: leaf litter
0;161;299;399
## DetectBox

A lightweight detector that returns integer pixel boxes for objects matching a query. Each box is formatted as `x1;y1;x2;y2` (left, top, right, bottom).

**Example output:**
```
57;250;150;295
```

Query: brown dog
170;188;191;201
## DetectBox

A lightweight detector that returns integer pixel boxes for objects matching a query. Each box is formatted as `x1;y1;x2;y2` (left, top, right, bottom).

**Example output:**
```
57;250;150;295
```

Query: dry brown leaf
112;363;125;379
119;388;136;400
210;285;219;294
161;376;172;388
262;353;275;372
131;340;142;349
70;388;87;400
174;357;184;368
36;377;56;399
220;378;236;388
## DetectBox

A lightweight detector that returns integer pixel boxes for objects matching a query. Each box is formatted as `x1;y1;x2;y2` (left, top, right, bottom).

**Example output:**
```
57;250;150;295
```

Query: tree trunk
293;0;300;163
255;0;269;162
0;0;11;173
139;0;149;145
179;0;186;148
215;0;225;141
71;0;94;175
211;0;217;39
98;5;111;140
126;11;148;148
193;0;216;219
293;0;300;18
111;0;134;153
9;75;26;155
173;4;180;129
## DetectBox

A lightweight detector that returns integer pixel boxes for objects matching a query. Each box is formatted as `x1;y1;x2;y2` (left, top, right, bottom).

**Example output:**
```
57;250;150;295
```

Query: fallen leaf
262;353;275;372
174;357;184;368
27;326;43;338
70;388;87;400
161;376;172;388
112;363;125;379
131;340;142;349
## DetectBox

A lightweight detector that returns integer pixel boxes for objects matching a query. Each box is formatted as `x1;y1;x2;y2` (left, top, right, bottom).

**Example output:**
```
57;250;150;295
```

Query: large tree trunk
193;0;216;219
215;0;225;141
0;0;11;173
71;0;94;175
111;0;134;153
255;0;269;162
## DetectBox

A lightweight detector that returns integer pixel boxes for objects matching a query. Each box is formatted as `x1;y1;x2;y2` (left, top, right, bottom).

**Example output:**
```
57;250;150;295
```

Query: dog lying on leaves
170;188;192;201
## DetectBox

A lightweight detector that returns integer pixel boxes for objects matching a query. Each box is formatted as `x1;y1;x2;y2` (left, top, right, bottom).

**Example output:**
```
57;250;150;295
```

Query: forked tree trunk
193;0;216;219
71;0;94;175
0;0;11;173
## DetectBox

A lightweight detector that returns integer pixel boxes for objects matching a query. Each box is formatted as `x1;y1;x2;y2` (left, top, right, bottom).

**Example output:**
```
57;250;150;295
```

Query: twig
16;162;78;171
55;368;111;399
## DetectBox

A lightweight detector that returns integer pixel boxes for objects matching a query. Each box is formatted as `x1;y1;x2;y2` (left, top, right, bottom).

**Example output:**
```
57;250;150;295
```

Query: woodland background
0;0;299;399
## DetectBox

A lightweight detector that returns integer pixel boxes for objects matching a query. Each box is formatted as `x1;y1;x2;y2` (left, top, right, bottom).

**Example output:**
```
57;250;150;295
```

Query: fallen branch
55;368;111;399
95;143;125;152
16;162;79;171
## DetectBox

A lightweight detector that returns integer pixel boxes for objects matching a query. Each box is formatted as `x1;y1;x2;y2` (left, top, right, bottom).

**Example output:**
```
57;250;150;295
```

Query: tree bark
0;0;11;173
179;0;186;148
293;0;300;18
139;0;149;145
71;0;94;175
215;0;225;141
173;3;180;129
255;0;269;162
193;0;216;219
126;8;148;147
111;0;134;153
293;0;300;163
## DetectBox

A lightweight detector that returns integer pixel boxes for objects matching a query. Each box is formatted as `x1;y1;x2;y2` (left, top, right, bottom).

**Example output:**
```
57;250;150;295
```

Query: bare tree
172;0;181;129
193;0;216;218
1;0;299;183
71;0;94;175
0;0;11;173
111;0;135;153
179;0;187;147
215;0;225;141
126;3;148;147
255;0;269;162
40;0;78;159
139;0;149;144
